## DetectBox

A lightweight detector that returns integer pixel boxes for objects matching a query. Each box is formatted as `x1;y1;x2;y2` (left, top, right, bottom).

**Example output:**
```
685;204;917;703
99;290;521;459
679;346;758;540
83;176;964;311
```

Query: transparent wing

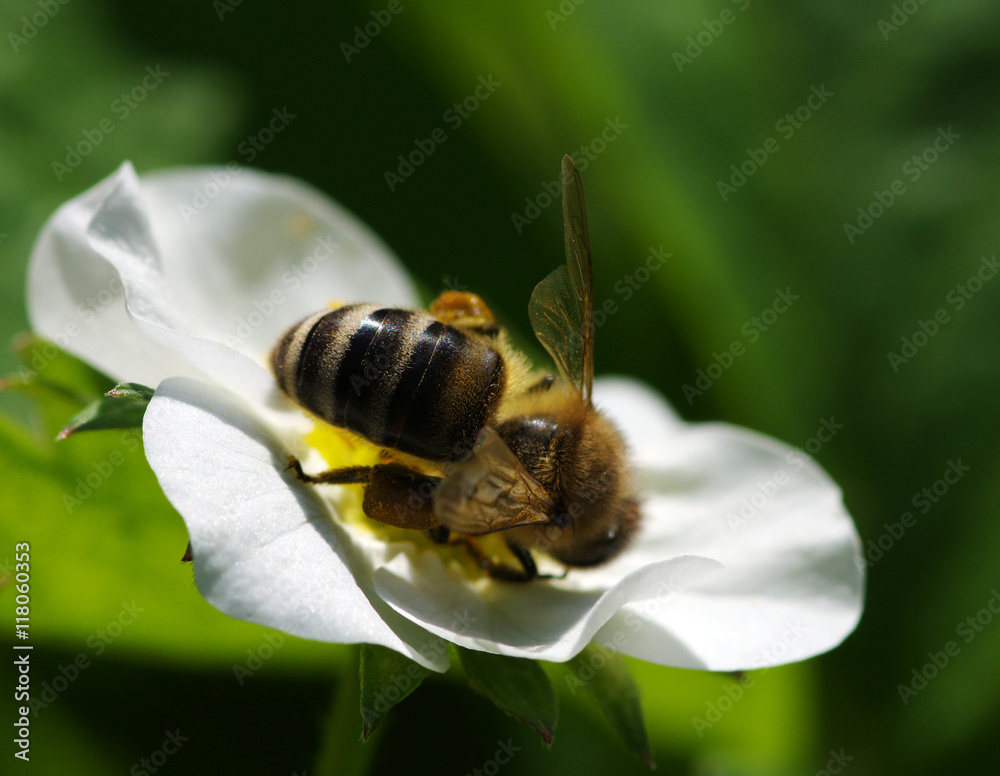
432;428;555;536
528;155;595;402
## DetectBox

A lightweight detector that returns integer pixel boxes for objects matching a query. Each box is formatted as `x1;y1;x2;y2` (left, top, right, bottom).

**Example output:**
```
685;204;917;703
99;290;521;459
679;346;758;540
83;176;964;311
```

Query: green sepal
359;644;432;741
457;647;558;745
563;643;654;768
57;382;155;440
105;382;156;401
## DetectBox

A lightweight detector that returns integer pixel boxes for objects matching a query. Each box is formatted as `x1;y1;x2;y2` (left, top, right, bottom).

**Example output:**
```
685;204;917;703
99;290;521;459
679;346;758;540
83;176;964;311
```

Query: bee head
547;498;641;568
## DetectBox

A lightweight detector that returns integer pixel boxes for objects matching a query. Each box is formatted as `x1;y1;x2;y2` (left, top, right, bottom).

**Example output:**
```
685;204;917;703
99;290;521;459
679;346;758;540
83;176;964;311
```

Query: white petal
28;163;417;404
592;377;864;670
373;550;721;662
591;376;686;465
28;164;203;388
139;165;417;358
142;376;449;672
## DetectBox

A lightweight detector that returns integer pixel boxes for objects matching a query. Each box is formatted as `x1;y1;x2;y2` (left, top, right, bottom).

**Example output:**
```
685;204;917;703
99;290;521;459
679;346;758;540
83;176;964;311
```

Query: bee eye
552;512;571;528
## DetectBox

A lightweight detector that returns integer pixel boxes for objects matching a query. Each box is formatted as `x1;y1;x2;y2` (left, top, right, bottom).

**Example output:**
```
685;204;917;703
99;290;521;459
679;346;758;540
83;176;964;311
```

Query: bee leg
425;525;451;544
288;457;442;531
455;537;545;582
457;538;534;582
286;456;372;484
361;464;443;531
506;541;540;580
506;540;568;581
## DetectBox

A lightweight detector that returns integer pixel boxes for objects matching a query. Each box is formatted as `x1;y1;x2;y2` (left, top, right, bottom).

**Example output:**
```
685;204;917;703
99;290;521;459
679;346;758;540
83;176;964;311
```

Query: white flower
28;163;864;673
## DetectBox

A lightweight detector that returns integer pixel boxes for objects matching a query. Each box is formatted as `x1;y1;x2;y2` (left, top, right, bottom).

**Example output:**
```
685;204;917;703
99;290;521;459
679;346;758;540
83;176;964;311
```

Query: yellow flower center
304;421;519;579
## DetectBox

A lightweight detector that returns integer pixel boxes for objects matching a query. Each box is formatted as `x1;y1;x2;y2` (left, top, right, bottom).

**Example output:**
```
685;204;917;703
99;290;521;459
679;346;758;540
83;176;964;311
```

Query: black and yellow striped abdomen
272;304;506;462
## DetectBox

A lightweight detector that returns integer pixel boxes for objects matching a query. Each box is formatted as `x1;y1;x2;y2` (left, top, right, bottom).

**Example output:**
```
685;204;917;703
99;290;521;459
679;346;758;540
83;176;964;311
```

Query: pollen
287;211;317;237
306;422;376;468
304;423;381;535
302;421;518;580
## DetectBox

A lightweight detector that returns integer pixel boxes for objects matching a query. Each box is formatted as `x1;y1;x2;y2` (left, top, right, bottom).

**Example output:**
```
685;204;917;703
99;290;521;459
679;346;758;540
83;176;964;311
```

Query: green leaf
0;386;349;670
56;382;154;440
359;644;432;740
6;333;110;404
314;648;377;776
457;647;558;744
563;644;654;768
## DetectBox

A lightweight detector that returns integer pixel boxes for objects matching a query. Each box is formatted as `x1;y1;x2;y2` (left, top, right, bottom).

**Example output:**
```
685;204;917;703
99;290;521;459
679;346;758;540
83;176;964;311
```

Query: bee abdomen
272;304;506;462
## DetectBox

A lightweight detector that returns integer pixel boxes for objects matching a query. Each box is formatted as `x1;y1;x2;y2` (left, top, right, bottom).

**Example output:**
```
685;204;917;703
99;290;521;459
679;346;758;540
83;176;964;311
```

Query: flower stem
313;646;376;776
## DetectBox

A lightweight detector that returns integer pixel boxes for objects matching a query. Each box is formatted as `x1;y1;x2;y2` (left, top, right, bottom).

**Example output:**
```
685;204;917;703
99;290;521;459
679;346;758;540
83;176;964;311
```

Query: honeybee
271;156;640;581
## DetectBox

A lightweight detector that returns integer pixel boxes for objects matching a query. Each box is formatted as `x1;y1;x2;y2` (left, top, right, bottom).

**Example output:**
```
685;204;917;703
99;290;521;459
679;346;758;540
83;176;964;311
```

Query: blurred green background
2;1;999;774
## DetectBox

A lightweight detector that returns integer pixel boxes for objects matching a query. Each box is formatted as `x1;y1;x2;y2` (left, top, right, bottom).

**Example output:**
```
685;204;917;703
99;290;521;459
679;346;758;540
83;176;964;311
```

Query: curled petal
373;550;722;663
591;377;864;670
28;163;417;404
142;376;449;672
138;164;417;354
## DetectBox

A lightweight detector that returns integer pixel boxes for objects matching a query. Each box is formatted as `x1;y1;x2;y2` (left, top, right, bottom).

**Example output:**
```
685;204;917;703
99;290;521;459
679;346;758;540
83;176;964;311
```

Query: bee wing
432;428;555;535
528;155;595;403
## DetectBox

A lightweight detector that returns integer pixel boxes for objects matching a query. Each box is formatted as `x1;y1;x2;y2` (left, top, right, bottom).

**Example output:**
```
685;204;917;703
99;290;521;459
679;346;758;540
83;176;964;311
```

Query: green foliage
2;0;998;773
562;644;654;767
0;0;243;423
56;382;154;439
458;647;559;744
0;352;346;667
358;644;431;740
